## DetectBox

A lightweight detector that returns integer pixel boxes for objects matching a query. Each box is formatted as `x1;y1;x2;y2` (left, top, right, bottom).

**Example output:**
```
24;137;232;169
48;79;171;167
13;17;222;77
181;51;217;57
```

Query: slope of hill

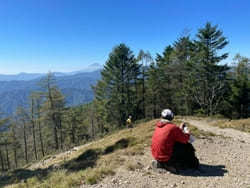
0;70;101;115
1;117;249;188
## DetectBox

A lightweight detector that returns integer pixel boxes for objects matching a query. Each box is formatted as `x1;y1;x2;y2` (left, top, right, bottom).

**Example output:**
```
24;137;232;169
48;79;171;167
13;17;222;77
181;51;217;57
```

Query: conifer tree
30;97;38;160
170;36;195;114
0;116;9;170
39;72;65;150
9;120;20;168
230;54;250;118
137;50;153;118
94;44;140;127
16;107;29;164
191;22;229;115
147;45;174;118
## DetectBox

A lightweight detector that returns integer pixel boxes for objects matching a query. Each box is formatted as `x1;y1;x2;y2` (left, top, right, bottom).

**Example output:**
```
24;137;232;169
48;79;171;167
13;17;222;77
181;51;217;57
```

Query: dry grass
126;160;144;171
189;124;216;137
178;116;250;133
175;118;216;138
2;118;214;187
210;118;250;133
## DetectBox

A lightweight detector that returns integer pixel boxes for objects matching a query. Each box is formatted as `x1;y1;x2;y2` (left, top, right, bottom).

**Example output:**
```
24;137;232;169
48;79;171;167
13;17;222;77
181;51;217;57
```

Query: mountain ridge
0;70;101;115
0;63;103;81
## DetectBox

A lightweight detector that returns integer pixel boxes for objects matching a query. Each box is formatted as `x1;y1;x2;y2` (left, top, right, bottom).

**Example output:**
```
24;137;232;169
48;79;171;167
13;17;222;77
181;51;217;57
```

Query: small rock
145;165;152;170
111;178;118;184
137;161;143;167
171;183;177;187
181;181;185;184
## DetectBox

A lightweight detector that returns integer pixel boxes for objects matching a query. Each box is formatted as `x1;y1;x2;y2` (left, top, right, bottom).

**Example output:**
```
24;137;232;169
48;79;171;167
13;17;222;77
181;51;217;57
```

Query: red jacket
151;120;190;162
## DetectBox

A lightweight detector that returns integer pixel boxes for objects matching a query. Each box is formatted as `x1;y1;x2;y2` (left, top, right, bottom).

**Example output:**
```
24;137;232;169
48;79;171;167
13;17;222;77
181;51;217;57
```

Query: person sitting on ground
151;109;199;173
126;115;133;128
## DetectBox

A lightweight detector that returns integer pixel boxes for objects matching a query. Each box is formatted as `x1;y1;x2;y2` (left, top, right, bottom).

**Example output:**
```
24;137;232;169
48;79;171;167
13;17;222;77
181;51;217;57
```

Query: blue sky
0;0;249;74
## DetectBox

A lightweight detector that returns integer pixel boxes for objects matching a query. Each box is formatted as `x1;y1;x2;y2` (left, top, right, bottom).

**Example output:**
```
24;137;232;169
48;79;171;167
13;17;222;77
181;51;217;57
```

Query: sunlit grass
210;118;250;133
3;118;215;187
178;115;250;133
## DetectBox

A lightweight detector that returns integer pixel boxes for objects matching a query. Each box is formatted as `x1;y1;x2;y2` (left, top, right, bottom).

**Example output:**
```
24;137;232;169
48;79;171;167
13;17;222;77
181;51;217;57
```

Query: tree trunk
31;99;38;160
23;121;28;164
120;58;125;126
47;78;59;150
4;142;10;170
0;149;4;171
37;106;45;157
134;77;139;120
52;114;59;150
59;119;63;150
13;147;17;168
153;94;157;118
91;109;95;139
71;122;76;144
142;68;146;119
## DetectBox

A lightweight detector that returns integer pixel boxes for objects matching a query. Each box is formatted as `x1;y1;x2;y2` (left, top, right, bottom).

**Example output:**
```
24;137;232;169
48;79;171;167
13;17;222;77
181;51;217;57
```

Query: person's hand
179;122;186;130
180;122;190;134
183;126;190;134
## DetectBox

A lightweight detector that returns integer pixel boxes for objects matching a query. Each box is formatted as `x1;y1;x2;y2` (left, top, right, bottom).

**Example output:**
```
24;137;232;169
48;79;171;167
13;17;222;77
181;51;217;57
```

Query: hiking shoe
164;165;178;174
151;160;166;173
151;160;161;169
152;160;178;174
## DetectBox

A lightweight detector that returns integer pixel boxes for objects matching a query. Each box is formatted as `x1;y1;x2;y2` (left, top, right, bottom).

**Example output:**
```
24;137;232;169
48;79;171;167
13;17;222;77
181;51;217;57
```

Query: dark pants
127;123;133;128
160;142;199;170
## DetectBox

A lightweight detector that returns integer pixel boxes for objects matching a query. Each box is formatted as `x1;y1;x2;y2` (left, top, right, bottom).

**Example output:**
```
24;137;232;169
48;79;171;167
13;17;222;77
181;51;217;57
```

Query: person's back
151;109;199;173
151;120;189;162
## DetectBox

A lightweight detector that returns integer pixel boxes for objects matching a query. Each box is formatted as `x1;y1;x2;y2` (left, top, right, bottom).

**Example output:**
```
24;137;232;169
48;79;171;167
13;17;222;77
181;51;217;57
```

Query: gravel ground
81;119;250;188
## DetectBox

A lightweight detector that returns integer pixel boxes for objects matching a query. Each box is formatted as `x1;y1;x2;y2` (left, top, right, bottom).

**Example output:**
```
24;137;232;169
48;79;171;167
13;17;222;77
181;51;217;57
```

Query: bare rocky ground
81;119;250;188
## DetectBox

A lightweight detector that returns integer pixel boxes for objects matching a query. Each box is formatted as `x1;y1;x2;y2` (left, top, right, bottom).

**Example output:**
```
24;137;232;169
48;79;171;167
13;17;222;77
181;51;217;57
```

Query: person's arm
179;122;186;130
174;126;190;144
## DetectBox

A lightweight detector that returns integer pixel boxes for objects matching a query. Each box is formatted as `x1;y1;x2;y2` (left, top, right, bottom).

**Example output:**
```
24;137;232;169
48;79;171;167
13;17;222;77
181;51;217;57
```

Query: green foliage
0;71;100;116
229;54;250;118
0;22;250;178
189;22;229;115
91;22;248;126
94;43;141;127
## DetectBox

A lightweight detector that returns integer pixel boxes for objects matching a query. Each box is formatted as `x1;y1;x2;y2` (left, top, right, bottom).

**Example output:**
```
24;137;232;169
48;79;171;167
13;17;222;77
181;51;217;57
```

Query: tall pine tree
191;22;229;115
94;44;140;127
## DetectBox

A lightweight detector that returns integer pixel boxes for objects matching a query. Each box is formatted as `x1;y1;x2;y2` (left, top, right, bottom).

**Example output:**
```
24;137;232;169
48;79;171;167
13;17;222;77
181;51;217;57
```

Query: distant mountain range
0;63;103;81
0;69;102;116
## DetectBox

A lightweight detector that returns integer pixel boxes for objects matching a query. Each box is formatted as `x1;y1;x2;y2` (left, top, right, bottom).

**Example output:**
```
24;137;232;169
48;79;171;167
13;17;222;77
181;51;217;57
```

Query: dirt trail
183;118;250;144
83;118;250;188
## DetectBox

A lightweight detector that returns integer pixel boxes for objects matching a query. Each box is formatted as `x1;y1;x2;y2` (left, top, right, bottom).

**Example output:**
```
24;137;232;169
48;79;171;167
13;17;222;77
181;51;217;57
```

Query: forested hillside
0;70;101;115
0;22;249;174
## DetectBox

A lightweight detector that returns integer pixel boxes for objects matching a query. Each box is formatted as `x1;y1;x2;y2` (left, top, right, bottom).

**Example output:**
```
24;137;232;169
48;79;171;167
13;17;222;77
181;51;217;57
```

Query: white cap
161;109;174;120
